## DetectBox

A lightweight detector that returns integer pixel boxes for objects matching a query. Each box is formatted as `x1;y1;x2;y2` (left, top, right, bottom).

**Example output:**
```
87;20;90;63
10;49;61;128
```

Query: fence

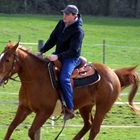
0;39;108;64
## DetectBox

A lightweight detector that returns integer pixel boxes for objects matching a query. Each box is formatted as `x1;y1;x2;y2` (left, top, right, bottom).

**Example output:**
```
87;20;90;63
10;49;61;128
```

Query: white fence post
35;40;45;140
38;40;45;51
35;129;41;140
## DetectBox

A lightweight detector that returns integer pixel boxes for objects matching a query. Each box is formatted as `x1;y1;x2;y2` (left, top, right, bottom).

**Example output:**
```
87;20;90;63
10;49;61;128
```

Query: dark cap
61;5;79;14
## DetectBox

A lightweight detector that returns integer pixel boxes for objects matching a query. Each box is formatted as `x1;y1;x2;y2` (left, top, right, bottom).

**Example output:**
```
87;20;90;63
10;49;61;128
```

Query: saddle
48;56;101;88
53;56;95;79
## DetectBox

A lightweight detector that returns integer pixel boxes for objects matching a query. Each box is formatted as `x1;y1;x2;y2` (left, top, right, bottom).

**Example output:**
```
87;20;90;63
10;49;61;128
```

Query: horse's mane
5;41;49;64
17;47;50;64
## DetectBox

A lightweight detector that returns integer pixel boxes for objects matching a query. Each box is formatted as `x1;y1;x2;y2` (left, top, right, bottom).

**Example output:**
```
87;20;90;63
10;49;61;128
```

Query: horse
0;42;121;140
114;66;140;112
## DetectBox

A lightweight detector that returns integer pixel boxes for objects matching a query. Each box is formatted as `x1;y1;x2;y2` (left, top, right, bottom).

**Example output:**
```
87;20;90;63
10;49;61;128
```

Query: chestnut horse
0;42;121;140
114;66;140;112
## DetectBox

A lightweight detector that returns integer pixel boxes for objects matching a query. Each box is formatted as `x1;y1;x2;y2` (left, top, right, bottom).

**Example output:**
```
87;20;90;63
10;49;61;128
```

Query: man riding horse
39;5;84;121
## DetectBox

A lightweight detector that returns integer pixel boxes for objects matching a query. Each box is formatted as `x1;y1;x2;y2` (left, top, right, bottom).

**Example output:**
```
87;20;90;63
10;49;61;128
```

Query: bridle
0;52;20;85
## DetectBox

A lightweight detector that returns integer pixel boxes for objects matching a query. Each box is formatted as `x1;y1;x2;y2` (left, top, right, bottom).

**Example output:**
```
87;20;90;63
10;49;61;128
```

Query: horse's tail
128;69;140;113
114;65;140;113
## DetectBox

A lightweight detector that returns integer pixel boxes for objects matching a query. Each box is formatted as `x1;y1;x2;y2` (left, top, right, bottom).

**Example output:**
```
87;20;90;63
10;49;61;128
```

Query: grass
0;14;140;68
1;126;140;140
0;14;140;139
0;102;140;140
0;90;140;140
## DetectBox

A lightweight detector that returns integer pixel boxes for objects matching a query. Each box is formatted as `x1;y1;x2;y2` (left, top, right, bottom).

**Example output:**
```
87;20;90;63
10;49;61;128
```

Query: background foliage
0;0;140;17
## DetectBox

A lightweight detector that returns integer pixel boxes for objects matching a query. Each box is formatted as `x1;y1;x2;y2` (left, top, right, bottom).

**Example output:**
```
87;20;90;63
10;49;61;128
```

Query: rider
39;5;84;121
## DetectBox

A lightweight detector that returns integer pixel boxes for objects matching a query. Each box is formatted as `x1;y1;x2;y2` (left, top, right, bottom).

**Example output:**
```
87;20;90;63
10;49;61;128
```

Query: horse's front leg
4;105;31;140
28;110;51;140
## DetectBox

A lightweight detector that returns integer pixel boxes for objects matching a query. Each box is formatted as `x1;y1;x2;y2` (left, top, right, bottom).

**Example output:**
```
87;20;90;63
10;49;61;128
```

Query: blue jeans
59;57;80;109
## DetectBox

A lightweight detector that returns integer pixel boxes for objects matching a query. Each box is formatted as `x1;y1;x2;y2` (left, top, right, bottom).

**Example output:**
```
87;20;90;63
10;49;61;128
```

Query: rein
9;75;20;82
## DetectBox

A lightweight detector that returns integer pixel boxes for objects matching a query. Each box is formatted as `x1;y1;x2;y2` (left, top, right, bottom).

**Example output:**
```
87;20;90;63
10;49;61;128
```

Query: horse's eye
6;59;10;63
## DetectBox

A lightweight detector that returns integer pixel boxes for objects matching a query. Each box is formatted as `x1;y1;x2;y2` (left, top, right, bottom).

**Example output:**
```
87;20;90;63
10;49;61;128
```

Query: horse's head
0;42;19;85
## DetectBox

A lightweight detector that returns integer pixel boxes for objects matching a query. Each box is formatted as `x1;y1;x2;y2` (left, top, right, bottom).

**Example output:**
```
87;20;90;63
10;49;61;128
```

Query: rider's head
61;5;79;24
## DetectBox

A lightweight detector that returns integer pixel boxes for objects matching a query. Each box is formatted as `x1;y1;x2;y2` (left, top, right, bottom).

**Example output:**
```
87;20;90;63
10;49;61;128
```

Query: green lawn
0;102;140;140
0;14;140;68
0;14;140;140
0;126;140;140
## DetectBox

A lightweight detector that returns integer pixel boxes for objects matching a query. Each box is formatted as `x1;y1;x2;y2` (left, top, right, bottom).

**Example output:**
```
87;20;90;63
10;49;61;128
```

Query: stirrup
63;108;75;121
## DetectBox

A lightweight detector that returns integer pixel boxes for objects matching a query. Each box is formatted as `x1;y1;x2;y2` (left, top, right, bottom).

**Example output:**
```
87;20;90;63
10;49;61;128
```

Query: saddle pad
73;69;100;87
48;62;101;89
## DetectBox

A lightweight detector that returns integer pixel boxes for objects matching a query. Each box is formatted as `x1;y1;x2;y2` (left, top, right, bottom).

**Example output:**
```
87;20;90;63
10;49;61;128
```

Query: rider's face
63;13;77;24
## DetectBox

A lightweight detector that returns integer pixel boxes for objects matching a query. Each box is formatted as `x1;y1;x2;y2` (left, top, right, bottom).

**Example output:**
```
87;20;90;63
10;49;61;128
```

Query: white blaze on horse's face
0;53;4;61
0;53;5;73
0;53;6;84
0;51;12;85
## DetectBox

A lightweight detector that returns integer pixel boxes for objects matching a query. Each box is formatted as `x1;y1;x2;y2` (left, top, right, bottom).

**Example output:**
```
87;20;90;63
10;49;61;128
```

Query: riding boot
63;108;75;121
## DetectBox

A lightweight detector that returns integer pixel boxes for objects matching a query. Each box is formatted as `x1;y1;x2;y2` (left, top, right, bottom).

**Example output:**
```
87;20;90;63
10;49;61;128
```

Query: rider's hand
36;52;43;57
47;54;58;61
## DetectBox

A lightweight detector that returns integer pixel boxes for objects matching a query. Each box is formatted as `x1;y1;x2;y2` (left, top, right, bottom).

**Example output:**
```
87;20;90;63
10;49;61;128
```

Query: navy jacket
40;14;84;59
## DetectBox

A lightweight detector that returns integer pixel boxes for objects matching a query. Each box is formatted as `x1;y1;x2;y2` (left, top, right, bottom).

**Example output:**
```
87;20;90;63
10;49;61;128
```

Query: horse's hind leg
73;105;93;140
4;105;31;140
88;102;114;140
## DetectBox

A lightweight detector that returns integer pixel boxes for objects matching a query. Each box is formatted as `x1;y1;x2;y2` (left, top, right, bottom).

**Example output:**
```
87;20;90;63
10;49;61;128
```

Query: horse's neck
17;49;49;81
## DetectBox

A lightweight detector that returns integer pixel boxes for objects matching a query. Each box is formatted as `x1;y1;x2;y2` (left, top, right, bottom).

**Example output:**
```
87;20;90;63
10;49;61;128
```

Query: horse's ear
7;41;13;47
12;42;19;51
